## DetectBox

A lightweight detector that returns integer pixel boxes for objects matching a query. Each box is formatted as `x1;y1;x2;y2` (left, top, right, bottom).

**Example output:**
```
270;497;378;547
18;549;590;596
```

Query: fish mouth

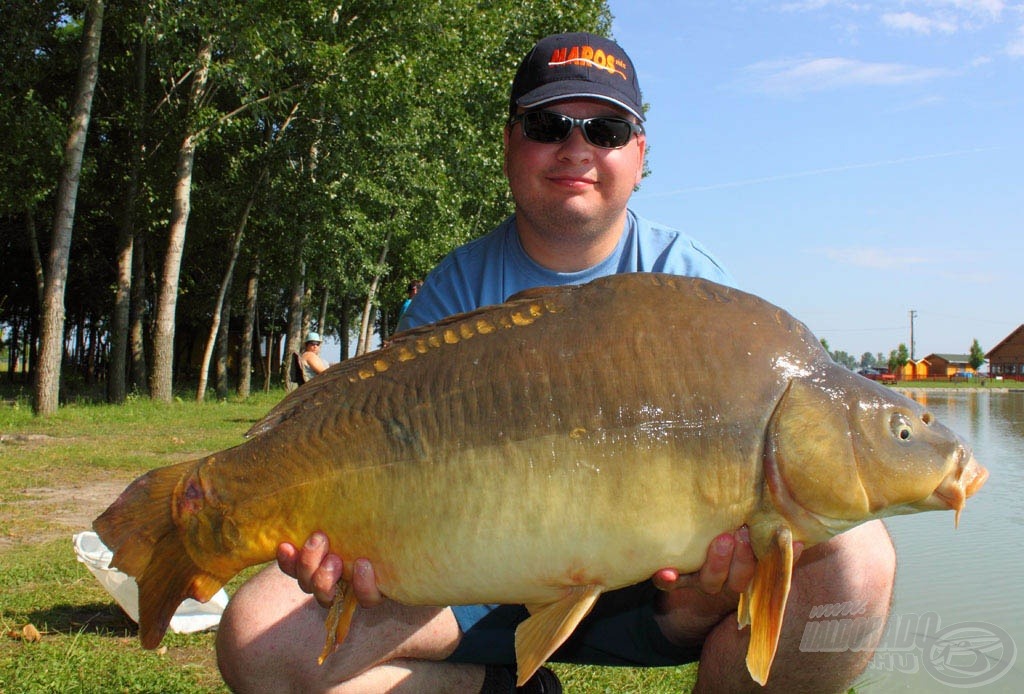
930;447;988;528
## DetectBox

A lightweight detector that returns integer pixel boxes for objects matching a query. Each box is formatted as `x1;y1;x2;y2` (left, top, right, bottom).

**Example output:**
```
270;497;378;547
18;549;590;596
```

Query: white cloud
778;0;1007;32
883;11;959;34
742;57;951;94
943;0;1005;20
1008;24;1024;56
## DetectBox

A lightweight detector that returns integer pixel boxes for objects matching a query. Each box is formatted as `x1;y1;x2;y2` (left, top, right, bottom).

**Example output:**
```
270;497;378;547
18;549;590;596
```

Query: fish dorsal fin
743;525;794;686
506;284;564;302
318;580;359;665
514;584;603;686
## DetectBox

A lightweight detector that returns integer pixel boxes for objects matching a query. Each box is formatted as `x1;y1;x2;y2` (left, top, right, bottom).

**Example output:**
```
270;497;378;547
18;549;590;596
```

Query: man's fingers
311;553;343;607
723;526;755;595
351;557;384;607
295;532;330;591
276;542;300;578
697;532;736;594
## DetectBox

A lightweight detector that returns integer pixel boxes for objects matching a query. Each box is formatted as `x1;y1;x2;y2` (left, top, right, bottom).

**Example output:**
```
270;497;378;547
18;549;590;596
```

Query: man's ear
634;134;647;187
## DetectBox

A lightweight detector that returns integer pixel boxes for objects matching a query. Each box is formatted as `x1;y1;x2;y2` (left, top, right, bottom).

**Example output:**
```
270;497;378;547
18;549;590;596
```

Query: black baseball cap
509;32;644;122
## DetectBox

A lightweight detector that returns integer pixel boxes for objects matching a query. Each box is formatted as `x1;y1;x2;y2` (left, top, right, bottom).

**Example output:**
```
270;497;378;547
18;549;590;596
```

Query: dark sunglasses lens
522;111;572;142
583;118;633;148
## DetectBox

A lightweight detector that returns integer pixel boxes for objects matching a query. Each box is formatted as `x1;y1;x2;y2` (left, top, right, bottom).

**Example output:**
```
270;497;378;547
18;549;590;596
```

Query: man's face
503;99;646;239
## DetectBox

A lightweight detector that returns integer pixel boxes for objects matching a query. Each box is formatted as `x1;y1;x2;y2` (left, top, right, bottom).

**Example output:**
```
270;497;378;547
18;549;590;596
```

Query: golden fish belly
219;430;761;608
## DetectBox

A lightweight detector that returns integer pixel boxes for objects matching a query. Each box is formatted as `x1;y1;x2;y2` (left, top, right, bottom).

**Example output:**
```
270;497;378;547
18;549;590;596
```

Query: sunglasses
509;110;644;149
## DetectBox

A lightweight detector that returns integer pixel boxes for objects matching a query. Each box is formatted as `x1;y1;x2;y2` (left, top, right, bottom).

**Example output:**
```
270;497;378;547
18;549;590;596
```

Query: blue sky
610;0;1022;362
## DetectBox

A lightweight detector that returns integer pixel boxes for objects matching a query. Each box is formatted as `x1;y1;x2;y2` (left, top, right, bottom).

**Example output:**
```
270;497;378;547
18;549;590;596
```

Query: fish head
766;367;988;540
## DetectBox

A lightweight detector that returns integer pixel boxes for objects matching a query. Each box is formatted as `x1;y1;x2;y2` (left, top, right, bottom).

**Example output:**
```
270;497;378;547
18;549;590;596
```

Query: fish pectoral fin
513;585;603;687
743;525;794;686
318;581;358;665
737;590;751;629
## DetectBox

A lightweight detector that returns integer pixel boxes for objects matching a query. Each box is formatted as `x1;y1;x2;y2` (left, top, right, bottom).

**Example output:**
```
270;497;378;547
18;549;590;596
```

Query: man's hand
277;532;383;609
653;526;756;597
650;526;805;643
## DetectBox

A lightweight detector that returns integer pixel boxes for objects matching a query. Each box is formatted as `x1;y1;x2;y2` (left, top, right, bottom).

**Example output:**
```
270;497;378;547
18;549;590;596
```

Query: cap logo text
548;46;627;80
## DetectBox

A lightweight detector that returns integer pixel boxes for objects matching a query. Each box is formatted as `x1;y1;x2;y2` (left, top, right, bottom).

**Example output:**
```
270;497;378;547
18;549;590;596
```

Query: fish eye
890;413;913;442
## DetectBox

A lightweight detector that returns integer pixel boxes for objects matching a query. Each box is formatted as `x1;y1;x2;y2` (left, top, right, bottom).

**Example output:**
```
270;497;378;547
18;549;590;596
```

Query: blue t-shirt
397;210;734;331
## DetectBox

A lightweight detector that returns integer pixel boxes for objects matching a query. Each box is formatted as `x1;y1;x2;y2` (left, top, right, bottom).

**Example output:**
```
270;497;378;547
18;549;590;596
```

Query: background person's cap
304;331;321;344
509;32;644;122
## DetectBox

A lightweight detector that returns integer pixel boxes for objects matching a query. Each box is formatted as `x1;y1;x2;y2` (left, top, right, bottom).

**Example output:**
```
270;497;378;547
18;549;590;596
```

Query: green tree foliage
888;343;910;374
830;350;857;370
969;339;985;370
2;0;613;404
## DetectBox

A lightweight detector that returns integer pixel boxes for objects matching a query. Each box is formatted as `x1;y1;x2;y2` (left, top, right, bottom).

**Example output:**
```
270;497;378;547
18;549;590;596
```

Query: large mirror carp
94;273;987;686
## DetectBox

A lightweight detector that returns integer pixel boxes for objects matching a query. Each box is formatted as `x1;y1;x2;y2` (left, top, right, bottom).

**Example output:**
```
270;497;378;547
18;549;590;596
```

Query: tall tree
969;339;985;370
33;0;105;415
195;166;269;401
150;34;213;402
236;257;259;398
108;6;149;403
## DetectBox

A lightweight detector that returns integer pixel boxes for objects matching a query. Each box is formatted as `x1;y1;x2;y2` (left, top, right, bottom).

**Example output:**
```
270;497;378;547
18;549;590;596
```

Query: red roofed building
986;324;1024;380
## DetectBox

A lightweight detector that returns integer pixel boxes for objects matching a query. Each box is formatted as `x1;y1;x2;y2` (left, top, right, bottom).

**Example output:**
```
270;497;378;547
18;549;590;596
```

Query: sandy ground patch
1;478;132;555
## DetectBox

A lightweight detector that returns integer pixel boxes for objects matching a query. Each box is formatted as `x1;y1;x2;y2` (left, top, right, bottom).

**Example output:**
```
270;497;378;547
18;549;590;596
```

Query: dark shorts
446;580;702;667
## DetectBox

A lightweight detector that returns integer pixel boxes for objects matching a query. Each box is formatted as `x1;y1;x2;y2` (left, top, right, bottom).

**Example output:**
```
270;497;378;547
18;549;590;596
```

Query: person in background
299;331;329;381
397;279;422;326
217;31;895;694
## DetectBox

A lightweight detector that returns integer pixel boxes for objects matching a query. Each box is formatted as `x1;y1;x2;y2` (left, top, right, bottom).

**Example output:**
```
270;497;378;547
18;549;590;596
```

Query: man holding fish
216;32;896;693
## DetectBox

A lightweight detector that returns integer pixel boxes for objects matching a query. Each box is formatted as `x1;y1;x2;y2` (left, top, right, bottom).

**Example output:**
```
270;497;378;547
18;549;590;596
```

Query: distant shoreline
894;386;1024;394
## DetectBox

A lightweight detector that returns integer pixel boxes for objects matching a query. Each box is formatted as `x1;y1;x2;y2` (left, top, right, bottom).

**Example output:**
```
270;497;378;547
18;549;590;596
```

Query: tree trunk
7;320;20;381
195;171;261;401
357;237;389;356
33;0;104;415
318;286;329;334
339;295;352;362
129;228;148;392
150;36;212;402
25;207;45;309
108;11;148;404
282;264;306;391
215;296;231;399
237;257;259;399
263;328;275;393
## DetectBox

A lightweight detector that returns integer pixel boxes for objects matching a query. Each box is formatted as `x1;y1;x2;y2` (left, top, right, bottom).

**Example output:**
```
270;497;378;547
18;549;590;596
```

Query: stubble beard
514;196;625;252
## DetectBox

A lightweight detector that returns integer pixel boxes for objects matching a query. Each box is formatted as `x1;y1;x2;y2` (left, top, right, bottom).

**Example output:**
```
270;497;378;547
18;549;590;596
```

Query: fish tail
93;461;226;649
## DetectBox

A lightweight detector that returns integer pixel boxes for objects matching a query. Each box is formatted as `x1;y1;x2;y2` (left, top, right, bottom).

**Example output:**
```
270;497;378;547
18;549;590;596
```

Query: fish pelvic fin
93;462;227;649
514;585;603;687
318;581;358;665
742;525;794;686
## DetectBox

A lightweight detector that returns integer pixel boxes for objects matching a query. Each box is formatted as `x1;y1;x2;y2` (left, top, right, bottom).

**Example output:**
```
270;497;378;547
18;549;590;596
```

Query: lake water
854;390;1023;693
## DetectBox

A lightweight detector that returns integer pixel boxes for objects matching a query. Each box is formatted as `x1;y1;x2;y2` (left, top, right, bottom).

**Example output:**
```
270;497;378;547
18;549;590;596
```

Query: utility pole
909;310;917;361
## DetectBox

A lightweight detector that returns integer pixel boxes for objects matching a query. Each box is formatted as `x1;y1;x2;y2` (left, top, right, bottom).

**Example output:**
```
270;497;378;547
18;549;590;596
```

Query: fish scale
94;272;986;686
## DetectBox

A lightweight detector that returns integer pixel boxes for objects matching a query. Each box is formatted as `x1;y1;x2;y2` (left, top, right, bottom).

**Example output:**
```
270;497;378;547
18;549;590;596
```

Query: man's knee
788;521;896;657
215;566;321;692
215;576;272;691
810;520;896;608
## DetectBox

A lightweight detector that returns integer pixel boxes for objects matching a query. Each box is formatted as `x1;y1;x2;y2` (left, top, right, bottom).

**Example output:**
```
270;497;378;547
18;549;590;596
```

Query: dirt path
0;476;133;555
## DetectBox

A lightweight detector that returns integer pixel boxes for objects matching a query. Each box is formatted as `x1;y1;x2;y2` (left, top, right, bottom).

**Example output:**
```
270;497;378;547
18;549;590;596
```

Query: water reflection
861;390;1024;692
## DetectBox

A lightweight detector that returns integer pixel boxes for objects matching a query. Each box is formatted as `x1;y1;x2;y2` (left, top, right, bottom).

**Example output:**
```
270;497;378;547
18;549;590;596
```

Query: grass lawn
0;386;697;693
